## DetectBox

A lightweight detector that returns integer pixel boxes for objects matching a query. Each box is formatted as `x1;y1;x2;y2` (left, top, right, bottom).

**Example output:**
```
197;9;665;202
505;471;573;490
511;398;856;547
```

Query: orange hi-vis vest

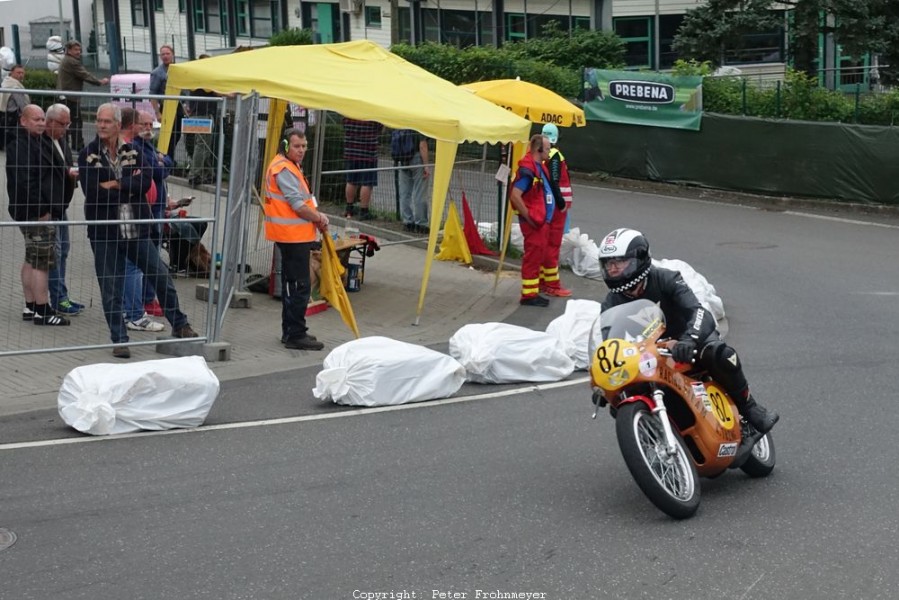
263;154;317;243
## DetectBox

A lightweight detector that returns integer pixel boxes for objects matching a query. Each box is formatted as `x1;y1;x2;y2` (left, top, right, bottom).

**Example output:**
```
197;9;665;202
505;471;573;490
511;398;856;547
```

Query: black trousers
278;241;314;342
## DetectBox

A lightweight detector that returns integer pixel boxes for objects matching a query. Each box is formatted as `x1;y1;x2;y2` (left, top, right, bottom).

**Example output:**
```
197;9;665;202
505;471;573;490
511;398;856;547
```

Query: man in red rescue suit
540;123;573;297
509;134;555;307
263;128;329;351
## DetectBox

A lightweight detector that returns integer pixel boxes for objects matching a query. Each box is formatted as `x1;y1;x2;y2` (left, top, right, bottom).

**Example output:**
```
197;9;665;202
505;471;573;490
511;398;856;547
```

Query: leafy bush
268;28;314;47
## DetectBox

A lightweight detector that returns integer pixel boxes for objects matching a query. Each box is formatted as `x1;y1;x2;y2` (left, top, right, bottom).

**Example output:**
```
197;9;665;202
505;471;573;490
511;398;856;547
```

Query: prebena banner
583;68;703;131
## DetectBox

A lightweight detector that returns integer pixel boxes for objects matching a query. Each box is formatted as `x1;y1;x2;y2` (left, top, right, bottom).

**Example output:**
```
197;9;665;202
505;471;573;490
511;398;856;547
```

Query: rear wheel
615;402;700;519
740;432;776;478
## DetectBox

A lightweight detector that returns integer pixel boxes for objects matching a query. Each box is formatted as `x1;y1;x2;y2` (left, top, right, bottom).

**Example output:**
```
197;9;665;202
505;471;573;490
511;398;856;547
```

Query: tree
673;0;899;84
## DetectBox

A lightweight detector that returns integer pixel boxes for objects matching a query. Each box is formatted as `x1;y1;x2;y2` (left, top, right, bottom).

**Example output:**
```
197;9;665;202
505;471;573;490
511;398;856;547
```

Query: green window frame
613;16;653;69
154;0;163;11
506;13;526;41
365;5;381;28
131;0;149;27
237;0;249;35
193;1;206;32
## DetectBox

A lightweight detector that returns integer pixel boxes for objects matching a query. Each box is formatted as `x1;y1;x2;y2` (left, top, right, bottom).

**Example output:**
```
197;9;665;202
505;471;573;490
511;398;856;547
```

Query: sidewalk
0;216;529;417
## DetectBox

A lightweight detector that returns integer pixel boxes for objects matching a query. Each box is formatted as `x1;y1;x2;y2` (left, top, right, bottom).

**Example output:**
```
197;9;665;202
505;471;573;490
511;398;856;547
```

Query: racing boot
741;395;779;435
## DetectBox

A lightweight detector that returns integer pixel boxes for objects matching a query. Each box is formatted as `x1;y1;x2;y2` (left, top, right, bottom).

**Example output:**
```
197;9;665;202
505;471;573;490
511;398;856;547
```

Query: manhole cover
0;529;17;551
716;241;778;250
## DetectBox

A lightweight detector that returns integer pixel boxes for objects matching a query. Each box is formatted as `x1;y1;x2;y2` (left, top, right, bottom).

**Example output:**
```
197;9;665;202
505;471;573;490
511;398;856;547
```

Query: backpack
390;129;417;163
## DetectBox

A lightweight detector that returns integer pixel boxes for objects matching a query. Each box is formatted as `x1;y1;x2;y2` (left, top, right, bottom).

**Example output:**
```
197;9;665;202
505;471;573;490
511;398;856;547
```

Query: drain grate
0;529;17;551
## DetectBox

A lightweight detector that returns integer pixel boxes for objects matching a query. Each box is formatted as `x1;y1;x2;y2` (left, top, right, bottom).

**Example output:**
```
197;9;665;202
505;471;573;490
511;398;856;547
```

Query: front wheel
740;432;776;478
615;402;700;519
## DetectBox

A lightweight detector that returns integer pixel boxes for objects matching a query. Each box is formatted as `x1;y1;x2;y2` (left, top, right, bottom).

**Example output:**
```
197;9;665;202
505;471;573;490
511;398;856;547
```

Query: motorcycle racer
598;228;779;434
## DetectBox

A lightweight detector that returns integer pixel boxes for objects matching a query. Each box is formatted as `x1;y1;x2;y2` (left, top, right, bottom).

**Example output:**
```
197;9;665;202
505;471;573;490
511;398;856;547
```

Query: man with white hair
44;103;84;315
78;103;198;358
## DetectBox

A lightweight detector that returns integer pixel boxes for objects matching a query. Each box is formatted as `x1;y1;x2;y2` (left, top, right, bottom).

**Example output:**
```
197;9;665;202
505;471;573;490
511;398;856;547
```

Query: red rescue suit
542;146;573;293
512;152;553;300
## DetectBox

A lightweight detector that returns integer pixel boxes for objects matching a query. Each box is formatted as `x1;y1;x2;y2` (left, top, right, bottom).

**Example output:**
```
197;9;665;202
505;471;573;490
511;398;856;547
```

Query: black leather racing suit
601;266;752;403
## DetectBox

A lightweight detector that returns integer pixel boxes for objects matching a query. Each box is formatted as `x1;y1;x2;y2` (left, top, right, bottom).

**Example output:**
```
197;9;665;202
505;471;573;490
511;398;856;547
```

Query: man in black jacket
5;104;70;326
599;228;779;434
78;103;198;358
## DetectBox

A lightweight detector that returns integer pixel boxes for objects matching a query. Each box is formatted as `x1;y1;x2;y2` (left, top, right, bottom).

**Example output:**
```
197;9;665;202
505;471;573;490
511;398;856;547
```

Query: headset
280;127;305;154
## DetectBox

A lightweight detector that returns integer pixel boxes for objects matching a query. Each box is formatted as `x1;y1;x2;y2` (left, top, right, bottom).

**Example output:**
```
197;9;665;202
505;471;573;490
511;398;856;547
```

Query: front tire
615;402;700;519
740;432;776;478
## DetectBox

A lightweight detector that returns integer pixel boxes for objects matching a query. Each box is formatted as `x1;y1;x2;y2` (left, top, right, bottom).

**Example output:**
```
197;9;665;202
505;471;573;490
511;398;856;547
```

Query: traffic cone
462;192;496;256
435;201;472;264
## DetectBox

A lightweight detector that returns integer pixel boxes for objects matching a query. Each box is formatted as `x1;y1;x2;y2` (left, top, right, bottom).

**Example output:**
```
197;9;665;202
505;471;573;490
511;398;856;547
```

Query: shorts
345;159;378;187
20;224;57;270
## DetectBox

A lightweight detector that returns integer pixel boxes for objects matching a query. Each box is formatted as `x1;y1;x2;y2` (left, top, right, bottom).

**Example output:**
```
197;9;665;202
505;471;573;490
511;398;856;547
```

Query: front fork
651;389;681;460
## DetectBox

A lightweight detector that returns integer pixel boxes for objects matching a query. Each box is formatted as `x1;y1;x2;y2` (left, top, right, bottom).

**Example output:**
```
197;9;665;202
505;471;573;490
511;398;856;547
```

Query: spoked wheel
740;432;776;478
615;402;700;519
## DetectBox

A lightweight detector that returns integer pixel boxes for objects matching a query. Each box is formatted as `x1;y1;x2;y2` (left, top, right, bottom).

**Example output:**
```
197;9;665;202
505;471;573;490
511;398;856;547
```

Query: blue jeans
123;260;146;322
48;214;71;306
397;155;428;226
90;237;191;344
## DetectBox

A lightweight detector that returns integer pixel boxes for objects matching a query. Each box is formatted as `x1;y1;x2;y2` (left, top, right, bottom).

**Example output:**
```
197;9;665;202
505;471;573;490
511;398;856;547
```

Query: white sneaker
126;313;165;332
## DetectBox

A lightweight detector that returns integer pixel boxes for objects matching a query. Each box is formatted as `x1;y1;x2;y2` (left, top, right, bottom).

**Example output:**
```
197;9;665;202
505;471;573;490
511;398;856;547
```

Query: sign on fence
583;69;703;131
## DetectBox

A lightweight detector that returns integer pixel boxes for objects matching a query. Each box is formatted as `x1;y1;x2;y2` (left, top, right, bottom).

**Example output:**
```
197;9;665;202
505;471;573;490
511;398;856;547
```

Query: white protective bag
449;323;575;384
58;356;220;435
654;258;726;322
313;336;466;407
545;300;603;370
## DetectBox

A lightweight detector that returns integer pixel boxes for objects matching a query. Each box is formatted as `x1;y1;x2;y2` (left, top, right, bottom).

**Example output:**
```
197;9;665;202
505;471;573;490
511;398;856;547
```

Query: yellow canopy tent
160;40;532;322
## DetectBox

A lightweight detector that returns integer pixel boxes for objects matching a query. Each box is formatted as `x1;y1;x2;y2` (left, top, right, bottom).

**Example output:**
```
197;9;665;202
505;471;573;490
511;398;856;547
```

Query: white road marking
0;377;591;452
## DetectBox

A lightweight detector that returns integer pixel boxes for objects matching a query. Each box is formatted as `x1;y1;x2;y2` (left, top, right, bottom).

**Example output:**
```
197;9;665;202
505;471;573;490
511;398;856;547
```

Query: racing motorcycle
588;299;775;519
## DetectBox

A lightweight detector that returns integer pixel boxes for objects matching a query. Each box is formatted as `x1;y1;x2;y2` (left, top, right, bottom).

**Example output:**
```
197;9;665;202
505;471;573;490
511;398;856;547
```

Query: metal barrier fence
0;89;227;358
1;90;508;360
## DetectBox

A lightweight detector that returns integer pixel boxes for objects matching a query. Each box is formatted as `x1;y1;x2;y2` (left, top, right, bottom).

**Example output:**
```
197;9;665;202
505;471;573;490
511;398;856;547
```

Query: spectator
149;44;185;163
119;107;165;331
44;103;85;315
393;128;430;234
1;64;29;150
508;134;555;307
343;118;382;220
57;40;109;151
263;128;328;351
5;105;70;326
187;54;218;187
78;103;198;358
539;123;573;298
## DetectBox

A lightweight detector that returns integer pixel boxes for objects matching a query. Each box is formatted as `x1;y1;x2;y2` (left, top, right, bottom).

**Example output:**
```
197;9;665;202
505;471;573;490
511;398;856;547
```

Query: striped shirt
343;118;383;162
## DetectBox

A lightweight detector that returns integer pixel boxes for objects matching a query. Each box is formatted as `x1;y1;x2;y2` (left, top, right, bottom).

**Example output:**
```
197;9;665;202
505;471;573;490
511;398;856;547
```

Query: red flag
461;192;496;256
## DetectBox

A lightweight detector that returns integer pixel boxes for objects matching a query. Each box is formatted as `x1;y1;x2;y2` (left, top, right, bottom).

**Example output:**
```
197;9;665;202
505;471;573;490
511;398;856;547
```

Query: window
205;0;224;34
131;0;149;27
179;0;185;13
613;17;652;68
573;16;590;32
154;0;163;11
723;13;786;65
251;0;275;37
365;5;381;28
659;14;684;70
237;0;249;35
193;1;206;32
506;13;526;41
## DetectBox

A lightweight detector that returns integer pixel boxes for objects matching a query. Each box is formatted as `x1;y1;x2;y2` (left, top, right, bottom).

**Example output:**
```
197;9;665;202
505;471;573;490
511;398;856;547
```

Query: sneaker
344;204;357;218
127;314;165;332
542;286;572;298
33;313;71;326
284;336;324;351
23;306;34;321
112;346;131;359
403;223;416;232
414;224;430;234
54;299;84;315
519;295;550;307
358;210;375;221
144;300;163;317
172;325;199;338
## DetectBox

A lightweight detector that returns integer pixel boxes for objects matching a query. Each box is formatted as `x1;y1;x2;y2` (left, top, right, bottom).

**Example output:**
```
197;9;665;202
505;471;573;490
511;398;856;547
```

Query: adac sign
609;80;675;105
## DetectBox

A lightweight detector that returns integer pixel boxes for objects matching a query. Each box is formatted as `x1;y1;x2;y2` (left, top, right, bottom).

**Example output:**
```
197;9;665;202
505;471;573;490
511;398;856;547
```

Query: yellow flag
435;201;472;264
320;236;361;338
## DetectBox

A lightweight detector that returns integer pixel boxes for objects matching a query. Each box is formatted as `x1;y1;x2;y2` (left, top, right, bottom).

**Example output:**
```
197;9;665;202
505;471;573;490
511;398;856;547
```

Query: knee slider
704;341;741;373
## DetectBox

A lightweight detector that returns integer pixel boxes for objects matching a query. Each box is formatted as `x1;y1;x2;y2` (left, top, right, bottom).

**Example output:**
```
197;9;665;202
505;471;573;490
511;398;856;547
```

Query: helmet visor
600;256;639;281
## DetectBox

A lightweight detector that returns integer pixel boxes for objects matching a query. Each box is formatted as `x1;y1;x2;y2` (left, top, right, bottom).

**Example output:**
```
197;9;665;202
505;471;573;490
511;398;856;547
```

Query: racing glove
672;336;698;364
